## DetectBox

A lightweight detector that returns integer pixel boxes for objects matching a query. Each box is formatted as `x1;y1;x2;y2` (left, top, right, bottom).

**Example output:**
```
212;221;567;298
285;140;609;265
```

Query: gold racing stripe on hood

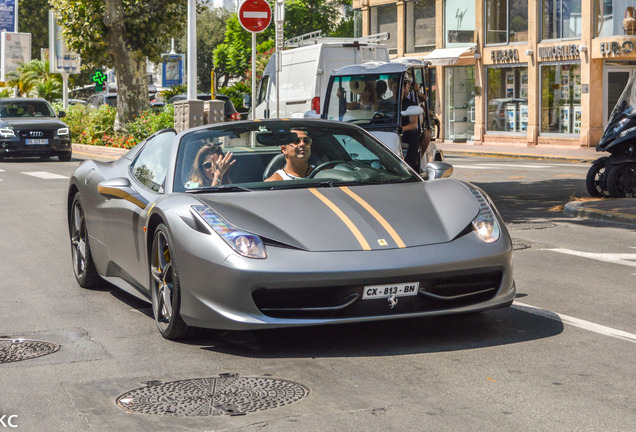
339;186;406;248
308;188;371;251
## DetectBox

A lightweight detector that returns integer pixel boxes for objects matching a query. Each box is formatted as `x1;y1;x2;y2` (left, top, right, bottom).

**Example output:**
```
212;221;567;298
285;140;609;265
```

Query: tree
175;7;230;93
18;0;49;61
6;59;62;100
49;0;188;131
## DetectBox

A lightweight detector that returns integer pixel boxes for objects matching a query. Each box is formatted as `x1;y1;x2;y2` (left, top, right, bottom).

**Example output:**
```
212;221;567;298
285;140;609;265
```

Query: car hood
196;180;479;252
0;118;66;129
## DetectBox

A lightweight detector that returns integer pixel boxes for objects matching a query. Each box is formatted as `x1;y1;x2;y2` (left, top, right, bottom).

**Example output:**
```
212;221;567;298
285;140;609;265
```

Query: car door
100;130;176;291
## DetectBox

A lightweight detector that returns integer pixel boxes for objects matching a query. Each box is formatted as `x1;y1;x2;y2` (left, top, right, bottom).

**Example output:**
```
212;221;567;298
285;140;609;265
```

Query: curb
563;200;636;225
441;149;595;163
72;143;128;160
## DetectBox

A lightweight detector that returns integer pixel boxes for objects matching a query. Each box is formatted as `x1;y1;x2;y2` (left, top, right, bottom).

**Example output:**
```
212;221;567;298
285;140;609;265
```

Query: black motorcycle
587;75;636;198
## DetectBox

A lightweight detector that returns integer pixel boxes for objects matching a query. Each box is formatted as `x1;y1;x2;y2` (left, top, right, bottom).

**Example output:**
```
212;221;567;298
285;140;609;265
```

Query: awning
422;46;476;66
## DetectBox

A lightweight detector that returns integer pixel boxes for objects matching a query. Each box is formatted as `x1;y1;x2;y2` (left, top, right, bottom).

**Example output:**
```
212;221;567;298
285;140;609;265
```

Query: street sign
238;0;272;33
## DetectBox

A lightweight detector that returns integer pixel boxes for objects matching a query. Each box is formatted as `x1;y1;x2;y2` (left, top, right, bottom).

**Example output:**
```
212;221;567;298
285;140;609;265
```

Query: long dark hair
188;144;227;186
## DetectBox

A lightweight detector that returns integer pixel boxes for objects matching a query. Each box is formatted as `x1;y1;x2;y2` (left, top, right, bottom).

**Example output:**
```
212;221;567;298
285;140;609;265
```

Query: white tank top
275;169;304;180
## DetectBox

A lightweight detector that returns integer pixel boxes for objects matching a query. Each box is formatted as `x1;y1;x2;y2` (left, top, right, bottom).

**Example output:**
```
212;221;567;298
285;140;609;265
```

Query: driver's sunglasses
289;136;312;146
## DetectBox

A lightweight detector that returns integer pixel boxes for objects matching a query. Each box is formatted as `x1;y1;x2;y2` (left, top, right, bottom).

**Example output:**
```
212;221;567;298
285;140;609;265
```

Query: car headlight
0;127;15;137
192;205;267;259
469;188;500;243
57;127;70;136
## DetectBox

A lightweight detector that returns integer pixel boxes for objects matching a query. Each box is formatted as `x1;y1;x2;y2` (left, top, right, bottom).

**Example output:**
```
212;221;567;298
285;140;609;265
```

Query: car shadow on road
195;301;564;358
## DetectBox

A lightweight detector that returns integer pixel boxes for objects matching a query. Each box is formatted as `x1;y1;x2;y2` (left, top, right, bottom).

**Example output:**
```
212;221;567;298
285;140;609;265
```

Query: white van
254;39;389;119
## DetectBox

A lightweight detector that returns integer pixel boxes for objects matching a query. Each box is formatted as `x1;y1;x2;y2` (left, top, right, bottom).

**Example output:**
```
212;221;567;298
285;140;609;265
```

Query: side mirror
58;111;66;118
98;177;149;209
401;105;424;117
425;161;453;180
243;94;252;109
304;110;321;119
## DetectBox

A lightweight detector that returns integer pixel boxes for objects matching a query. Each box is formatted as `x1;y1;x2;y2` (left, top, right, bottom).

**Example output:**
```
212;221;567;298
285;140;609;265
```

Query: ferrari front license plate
25;138;48;145
362;282;420;300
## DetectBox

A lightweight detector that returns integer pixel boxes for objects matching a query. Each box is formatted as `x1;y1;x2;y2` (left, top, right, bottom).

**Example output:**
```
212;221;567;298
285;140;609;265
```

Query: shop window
370;5;397;54
445;66;475;142
540;63;582;134
353;9;363;38
445;0;475;47
596;1;636;37
406;0;436;53
542;0;582;40
485;0;528;44
486;66;529;132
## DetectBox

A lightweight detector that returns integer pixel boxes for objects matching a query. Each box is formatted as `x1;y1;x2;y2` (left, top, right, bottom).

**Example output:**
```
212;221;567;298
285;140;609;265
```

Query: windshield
608;74;636;125
324;74;403;126
0;100;56;117
173;120;419;193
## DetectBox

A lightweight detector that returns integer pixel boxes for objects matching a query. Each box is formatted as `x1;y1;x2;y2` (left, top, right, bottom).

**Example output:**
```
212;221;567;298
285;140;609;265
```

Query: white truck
254;32;390;119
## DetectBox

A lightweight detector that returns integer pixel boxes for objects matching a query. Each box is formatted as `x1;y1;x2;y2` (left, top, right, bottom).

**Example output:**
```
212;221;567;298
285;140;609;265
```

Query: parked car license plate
362;282;420;299
26;138;48;145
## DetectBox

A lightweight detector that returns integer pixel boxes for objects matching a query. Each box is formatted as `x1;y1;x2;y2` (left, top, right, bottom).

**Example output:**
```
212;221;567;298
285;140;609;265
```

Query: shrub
125;104;175;143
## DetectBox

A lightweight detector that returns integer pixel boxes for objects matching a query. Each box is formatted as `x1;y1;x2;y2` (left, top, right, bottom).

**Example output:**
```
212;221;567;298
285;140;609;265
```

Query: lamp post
187;0;197;100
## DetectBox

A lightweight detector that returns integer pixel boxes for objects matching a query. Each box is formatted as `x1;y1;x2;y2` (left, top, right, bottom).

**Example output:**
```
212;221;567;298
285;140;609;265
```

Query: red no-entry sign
238;0;272;33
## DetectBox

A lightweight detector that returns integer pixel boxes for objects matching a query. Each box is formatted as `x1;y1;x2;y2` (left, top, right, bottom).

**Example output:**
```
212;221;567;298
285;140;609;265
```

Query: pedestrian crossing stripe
21;171;69;179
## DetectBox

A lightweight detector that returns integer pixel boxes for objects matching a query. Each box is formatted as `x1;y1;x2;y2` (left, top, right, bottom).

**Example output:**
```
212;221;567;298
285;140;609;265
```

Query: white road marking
543;248;636;268
513;301;636;344
0;169;5;172
478;163;551;169
451;165;492;170
21;171;69;180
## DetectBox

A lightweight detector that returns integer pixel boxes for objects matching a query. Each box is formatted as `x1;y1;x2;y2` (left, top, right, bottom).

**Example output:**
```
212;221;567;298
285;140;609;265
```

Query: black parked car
0;98;72;161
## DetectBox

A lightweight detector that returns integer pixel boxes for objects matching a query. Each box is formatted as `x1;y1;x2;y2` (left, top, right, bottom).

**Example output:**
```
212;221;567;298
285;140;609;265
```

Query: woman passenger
185;144;235;188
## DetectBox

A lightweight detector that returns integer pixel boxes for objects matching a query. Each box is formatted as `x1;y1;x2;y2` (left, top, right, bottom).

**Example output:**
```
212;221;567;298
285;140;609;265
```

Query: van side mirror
243;94;252;109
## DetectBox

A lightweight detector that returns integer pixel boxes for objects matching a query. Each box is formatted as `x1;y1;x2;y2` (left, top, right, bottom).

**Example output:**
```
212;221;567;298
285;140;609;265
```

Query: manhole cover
0;339;60;364
513;242;531;251
117;374;309;416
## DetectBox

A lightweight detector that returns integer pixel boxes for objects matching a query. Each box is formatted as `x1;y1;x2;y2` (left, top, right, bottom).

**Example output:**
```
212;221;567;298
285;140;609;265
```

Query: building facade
353;0;636;149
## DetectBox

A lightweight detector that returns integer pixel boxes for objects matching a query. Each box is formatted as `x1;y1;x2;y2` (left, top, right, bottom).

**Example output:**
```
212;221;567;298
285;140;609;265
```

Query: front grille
252;271;503;319
18;130;56;139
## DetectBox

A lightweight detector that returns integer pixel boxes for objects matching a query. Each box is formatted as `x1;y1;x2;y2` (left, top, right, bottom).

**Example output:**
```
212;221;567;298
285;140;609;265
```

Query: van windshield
324;74;402;126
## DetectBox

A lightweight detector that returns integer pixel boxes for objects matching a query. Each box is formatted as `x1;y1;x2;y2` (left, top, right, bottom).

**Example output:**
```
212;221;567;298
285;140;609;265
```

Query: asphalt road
1;155;635;431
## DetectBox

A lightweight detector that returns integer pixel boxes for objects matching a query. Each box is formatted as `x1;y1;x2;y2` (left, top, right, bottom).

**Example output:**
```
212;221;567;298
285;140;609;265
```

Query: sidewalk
71;142;636;226
437;141;636;226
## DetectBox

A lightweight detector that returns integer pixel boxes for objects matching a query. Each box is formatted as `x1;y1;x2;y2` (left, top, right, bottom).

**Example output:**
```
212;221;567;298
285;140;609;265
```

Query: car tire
150;224;196;340
70;193;101;288
58;152;72;162
607;163;636;198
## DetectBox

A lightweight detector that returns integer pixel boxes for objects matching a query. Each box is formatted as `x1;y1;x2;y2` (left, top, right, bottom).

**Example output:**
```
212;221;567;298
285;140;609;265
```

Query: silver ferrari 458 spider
67;119;515;339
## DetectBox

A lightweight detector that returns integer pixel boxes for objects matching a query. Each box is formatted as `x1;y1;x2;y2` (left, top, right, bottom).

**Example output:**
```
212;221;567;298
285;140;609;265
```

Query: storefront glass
353;9;362;38
445;0;475;47
596;1;636;37
542;0;582;40
445;66;475;141
406;0;435;53
486;66;529;132
370;5;398;55
485;0;529;44
540;63;582;134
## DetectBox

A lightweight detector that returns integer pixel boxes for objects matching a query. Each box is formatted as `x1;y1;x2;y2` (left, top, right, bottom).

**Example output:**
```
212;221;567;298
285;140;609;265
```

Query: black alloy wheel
70;193;100;288
585;157;610;197
607;163;636;198
150;224;194;340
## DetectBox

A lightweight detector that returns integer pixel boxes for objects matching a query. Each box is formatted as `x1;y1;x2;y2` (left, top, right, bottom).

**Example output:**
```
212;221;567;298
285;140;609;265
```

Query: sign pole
61;72;69;109
252;32;256;120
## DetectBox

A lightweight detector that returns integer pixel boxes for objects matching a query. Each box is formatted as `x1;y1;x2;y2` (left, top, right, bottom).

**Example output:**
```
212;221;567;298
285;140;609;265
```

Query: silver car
67;119;515;340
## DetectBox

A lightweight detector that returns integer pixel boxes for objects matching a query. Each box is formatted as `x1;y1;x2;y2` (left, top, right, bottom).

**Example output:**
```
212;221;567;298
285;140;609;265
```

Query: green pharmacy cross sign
91;70;107;92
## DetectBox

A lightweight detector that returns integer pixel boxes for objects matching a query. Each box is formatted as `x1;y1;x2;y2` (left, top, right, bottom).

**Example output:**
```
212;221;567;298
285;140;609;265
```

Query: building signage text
491;49;519;62
600;40;636;56
538;44;579;60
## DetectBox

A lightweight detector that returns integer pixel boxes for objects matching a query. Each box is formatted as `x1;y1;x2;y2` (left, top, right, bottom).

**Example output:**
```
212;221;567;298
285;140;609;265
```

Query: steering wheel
371;111;387;120
309;160;357;178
